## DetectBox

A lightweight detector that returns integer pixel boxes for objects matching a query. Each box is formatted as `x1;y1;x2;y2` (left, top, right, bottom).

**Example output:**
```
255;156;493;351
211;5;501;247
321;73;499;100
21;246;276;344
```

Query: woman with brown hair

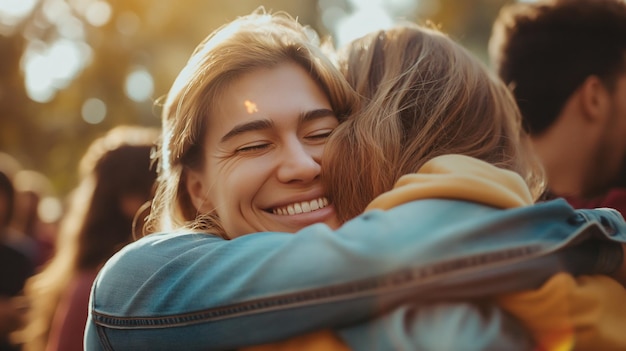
20;126;158;351
326;24;544;221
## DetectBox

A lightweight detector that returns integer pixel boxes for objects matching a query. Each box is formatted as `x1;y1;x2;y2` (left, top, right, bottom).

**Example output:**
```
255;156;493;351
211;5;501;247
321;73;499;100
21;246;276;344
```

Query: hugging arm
86;199;625;350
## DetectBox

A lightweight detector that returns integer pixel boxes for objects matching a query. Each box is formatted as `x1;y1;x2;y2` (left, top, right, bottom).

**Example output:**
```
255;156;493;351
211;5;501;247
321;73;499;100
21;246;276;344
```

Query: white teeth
310;200;319;211
272;197;329;216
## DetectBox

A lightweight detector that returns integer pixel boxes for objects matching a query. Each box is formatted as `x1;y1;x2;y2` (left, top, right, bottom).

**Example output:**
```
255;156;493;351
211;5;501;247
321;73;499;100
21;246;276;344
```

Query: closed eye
306;129;334;141
235;143;271;153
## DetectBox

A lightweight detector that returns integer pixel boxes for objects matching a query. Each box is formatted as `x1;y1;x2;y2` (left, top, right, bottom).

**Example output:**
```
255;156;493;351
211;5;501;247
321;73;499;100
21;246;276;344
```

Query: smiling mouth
271;197;330;215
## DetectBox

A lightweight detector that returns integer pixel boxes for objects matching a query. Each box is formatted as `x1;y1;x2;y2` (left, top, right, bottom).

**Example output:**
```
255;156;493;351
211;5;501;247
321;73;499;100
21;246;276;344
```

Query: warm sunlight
125;68;155;102
22;38;91;103
320;0;418;47
244;100;259;114
81;98;107;124
0;0;37;27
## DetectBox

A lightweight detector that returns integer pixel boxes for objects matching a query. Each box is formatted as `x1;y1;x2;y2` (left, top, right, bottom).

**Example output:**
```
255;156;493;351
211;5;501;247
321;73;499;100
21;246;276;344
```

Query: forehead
207;62;331;132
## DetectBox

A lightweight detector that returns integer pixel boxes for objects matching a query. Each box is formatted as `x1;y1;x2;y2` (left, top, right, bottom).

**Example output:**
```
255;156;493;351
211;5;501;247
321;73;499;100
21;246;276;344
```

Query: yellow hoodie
244;155;626;351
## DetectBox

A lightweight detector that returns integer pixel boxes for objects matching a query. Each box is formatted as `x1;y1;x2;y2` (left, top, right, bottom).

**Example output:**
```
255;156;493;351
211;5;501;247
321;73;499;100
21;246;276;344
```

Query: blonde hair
324;24;545;222
19;125;158;351
147;9;356;237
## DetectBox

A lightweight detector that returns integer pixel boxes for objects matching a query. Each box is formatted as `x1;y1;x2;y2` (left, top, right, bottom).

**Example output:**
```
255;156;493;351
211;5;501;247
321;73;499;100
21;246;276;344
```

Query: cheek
214;159;275;238
210;158;272;210
596;124;624;184
609;105;626;155
308;144;326;163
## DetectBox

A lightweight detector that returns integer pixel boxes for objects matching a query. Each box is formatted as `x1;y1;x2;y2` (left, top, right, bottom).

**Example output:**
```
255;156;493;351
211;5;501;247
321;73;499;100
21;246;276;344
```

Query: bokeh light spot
22;38;91;103
38;196;63;223
85;0;112;27
124;68;154;102
0;0;37;26
82;98;107;124
42;0;71;23
24;51;55;103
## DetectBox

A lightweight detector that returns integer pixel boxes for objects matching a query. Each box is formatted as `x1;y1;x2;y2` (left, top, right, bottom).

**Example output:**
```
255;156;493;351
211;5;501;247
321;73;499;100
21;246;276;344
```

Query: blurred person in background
489;0;626;214
0;169;33;351
9;170;58;268
0;153;22;181
17;126;158;351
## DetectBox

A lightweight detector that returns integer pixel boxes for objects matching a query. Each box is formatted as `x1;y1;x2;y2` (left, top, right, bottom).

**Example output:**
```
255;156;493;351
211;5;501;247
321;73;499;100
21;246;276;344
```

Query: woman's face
186;61;341;238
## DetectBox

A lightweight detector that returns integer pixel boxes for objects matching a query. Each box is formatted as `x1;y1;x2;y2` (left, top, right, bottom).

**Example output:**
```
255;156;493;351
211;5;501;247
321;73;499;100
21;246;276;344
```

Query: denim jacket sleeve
86;198;626;350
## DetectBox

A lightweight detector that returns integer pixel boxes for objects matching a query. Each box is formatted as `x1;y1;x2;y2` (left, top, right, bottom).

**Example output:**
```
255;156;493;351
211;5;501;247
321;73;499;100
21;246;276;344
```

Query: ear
579;75;611;123
184;169;214;214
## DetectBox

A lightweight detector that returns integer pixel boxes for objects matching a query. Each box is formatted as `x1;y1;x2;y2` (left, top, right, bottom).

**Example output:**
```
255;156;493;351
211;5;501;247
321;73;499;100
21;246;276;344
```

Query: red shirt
564;188;626;217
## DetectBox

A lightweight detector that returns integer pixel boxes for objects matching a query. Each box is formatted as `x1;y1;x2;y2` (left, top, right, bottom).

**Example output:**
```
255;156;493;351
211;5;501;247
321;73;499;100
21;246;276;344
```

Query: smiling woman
185;62;341;237
146;9;355;239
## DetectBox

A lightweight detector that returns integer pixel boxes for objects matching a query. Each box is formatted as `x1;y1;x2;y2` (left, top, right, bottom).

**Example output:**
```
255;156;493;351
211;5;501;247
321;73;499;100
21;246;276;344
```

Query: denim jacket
85;198;625;350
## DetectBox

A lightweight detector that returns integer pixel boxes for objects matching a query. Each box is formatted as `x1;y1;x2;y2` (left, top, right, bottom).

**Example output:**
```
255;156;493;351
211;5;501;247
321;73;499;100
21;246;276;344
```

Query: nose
276;141;321;184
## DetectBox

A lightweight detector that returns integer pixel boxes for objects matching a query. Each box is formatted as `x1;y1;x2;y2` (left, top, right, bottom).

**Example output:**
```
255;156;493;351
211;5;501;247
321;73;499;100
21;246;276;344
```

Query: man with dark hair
489;0;626;211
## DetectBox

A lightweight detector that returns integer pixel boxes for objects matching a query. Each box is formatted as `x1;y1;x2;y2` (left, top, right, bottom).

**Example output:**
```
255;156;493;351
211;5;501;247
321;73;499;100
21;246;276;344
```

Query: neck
532;137;583;197
531;110;599;197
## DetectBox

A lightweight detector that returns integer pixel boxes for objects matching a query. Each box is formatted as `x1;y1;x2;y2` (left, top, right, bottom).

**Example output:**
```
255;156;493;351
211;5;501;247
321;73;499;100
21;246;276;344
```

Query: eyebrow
219;108;335;143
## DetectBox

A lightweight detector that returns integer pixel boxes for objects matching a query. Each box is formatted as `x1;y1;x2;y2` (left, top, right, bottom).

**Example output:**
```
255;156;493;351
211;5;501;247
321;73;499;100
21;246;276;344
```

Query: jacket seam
92;245;540;329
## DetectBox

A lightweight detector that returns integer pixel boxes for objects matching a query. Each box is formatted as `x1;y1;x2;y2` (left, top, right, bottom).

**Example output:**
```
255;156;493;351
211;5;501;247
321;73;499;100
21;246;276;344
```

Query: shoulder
106;231;223;263
91;232;226;312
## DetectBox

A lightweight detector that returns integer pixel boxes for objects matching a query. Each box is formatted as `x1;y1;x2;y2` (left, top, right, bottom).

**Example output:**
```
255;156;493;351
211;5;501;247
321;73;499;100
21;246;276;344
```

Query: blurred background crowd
0;0;518;199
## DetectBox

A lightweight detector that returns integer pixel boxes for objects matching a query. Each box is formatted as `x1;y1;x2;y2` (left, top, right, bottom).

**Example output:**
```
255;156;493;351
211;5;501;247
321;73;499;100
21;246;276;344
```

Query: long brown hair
20;125;158;350
324;24;544;222
147;9;356;238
